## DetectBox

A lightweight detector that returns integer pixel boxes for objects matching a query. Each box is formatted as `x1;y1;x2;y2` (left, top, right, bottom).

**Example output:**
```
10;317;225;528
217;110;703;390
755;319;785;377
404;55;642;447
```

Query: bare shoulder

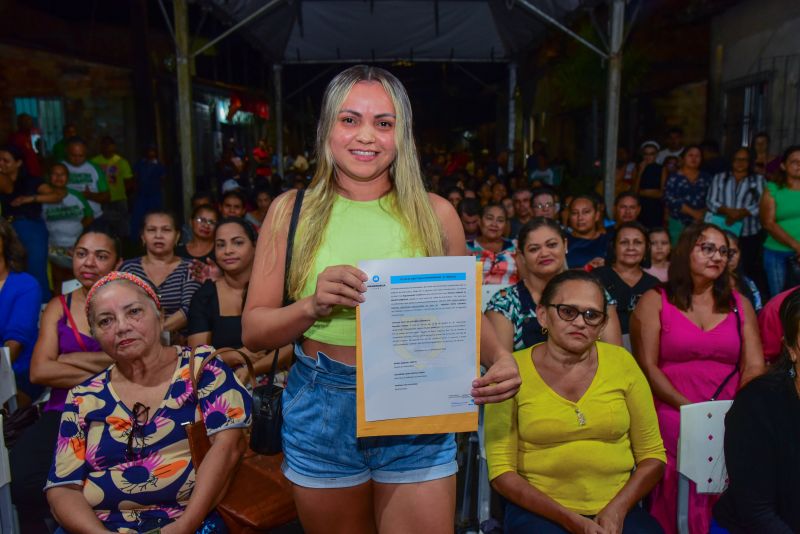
635;288;662;315
428;192;457;217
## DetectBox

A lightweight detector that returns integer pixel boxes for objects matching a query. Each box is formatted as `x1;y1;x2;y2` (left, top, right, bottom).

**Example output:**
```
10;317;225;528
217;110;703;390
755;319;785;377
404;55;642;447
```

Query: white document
358;256;478;421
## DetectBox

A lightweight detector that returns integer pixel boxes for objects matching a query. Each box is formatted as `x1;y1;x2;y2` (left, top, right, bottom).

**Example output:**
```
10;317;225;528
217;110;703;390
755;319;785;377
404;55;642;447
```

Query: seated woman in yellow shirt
486;270;666;534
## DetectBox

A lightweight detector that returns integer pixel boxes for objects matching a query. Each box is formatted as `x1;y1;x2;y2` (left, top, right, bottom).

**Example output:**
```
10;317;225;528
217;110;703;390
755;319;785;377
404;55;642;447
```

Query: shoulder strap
189;347;257;402
710;299;743;401
60;294;89;352
283;189;305;307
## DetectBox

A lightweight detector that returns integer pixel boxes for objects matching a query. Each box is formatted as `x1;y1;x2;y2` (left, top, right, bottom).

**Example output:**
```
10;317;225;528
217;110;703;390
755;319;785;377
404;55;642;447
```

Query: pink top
644;265;668;283
658;288;743;404
758;286;797;363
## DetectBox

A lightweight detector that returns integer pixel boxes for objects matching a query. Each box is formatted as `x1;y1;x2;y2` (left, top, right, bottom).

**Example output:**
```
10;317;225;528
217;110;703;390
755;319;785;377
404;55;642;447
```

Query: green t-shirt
63;160;109;218
42;190;93;247
91;154;133;202
764;181;800;252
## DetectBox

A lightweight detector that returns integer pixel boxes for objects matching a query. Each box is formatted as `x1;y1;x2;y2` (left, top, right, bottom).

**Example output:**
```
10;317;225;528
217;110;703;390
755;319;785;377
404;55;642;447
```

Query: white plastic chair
676;400;733;534
0;347;16;414
0;415;20;533
61;279;82;295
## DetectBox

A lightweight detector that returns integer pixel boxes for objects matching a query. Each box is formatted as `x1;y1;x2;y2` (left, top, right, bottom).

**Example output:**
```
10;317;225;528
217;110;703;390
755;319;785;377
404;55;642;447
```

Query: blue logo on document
372;275;380;283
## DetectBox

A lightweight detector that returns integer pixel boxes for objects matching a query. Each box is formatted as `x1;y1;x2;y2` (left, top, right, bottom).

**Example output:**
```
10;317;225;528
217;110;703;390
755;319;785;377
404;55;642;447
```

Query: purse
249;189;305;456
186;347;297;533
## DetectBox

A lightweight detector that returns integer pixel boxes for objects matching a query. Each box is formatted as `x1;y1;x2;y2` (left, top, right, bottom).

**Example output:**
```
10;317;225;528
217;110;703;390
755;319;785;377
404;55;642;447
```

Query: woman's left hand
595;503;625;534
471;353;520;404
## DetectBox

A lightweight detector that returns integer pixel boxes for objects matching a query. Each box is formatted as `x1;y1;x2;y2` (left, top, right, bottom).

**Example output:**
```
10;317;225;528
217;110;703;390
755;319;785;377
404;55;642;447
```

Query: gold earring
541;327;548;335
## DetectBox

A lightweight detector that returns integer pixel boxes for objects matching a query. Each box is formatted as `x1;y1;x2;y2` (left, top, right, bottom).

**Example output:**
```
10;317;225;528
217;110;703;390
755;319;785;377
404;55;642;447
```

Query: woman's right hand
308;265;367;319
570;516;609;534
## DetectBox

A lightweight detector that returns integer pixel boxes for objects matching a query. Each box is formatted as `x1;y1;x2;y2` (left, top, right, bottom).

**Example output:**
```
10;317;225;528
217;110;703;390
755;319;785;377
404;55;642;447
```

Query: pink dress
649;289;743;534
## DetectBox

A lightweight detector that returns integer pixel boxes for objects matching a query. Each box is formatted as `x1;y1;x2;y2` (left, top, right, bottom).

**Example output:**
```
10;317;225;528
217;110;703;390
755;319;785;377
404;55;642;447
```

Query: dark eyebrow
338;109;396;119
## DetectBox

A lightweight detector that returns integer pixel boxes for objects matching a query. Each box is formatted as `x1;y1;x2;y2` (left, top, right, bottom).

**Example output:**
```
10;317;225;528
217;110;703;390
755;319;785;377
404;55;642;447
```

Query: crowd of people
0;64;799;534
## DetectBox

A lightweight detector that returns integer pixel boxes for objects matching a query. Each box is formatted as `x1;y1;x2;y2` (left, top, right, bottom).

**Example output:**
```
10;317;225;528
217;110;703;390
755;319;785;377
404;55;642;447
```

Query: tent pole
507;61;517;173
274;64;284;179
515;0;608;60
174;0;194;223
603;0;625;216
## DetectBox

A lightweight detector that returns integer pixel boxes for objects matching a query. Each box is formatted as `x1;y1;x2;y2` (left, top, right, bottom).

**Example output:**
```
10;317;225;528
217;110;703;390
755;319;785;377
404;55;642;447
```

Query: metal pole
507;62;517;174
274;64;284;179
603;0;625;216
514;0;608;60
192;0;284;58
174;0;194;222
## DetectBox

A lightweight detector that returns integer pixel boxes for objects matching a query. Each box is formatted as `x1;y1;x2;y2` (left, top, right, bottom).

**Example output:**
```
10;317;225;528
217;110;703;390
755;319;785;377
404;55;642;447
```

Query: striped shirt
706;172;765;236
120;257;201;319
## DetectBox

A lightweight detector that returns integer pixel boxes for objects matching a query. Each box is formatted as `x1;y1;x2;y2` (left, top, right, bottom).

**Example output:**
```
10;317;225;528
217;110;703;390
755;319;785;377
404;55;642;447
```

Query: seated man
458;198;481;241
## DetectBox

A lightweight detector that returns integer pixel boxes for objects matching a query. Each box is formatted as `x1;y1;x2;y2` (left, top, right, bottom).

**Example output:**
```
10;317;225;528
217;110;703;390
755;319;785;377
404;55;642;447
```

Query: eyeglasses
534;201;554;210
547;304;607;326
695;242;736;260
194;217;217;226
126;402;150;460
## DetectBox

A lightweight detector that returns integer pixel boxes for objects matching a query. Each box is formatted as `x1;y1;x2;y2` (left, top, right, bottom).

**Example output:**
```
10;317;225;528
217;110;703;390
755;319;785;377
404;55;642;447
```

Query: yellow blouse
485;342;665;515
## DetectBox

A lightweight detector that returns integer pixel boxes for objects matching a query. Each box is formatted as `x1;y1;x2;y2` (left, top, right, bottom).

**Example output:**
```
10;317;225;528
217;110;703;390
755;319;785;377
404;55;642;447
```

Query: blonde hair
275;65;446;300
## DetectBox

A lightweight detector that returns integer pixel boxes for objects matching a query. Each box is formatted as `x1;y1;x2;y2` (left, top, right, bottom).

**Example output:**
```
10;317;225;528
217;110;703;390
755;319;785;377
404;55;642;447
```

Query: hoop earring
541;327;548;335
790;365;797;379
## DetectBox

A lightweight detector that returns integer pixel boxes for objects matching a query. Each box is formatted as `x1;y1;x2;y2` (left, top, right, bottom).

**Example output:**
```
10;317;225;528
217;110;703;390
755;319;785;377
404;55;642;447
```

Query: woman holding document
243;65;521;533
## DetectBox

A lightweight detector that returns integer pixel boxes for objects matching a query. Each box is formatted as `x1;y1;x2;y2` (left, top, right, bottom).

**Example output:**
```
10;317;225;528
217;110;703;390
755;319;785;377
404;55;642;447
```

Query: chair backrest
61;279;82;294
0;415;8;488
0;348;16;409
677;400;733;494
481;285;507;312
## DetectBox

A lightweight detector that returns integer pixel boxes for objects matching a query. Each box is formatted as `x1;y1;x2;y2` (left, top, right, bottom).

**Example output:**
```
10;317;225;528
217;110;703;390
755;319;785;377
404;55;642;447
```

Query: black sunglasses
126;402;150;460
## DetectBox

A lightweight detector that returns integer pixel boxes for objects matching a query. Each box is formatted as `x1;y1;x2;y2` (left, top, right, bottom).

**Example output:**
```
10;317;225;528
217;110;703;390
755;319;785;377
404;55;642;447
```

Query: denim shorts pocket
282;382;310;417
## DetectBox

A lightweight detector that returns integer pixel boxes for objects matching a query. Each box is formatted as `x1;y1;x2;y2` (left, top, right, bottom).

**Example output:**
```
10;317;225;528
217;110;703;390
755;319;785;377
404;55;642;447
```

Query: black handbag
249;189;304;455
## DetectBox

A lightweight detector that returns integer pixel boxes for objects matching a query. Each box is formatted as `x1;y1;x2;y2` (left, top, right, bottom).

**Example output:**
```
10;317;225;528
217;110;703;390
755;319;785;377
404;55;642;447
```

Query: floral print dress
45;346;251;533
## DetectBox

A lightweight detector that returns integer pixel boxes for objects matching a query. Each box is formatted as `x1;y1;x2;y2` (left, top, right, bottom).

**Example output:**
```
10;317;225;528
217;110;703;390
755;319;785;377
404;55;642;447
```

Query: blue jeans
281;344;457;488
763;248;795;298
504;501;663;534
11;218;50;302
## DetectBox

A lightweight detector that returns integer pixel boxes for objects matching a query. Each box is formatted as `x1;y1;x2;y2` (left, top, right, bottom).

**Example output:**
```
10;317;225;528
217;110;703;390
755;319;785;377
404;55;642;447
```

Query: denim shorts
281;343;457;488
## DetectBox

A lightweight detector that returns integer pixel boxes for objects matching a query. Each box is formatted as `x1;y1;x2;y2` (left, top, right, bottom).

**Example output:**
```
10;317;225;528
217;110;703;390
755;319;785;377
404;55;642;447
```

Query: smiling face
520;226;566;279
142;214;178;256
329;81;397;185
215;222;255;275
614;227;647;268
90;282;161;360
72;233;120;289
690;229;729;281
537;279;606;354
478;206;506;240
49;164;69;187
649;230;671;264
568;198;599;236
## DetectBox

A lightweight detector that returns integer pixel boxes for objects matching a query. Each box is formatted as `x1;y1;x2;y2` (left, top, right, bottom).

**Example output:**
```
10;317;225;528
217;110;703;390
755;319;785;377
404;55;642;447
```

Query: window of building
12;97;65;156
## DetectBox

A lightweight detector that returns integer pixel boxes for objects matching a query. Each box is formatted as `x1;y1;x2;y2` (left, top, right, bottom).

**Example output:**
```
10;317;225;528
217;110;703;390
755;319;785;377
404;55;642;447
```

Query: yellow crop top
297;194;423;345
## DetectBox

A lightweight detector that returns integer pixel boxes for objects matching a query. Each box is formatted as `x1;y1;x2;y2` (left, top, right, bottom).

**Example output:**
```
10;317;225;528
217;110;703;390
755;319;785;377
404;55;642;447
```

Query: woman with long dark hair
631;222;765;534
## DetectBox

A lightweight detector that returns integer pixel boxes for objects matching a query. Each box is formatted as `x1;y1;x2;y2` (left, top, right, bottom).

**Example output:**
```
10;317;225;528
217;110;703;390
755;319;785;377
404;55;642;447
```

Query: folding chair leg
0;484;19;534
677;473;690;534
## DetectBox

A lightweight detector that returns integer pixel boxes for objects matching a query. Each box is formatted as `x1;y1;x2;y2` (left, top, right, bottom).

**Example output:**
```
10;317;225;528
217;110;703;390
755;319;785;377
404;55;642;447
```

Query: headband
85;271;161;317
